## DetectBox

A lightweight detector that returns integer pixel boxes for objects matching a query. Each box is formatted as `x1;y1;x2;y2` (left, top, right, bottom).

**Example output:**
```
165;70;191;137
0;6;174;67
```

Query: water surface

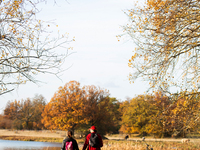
0;140;61;150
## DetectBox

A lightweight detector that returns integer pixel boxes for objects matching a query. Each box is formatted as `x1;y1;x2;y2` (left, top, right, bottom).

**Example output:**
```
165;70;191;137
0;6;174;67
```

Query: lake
0;140;61;150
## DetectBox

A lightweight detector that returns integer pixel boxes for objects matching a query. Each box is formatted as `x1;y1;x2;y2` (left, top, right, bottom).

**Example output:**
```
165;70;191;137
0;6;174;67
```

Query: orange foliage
3;95;46;130
42;81;86;131
120;91;200;137
42;81;120;134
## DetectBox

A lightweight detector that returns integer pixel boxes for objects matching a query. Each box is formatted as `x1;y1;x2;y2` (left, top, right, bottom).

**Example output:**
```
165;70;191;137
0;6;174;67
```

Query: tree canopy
4;94;46;129
42;81;121;135
120;92;200;137
42;81;86;131
2;85;200;137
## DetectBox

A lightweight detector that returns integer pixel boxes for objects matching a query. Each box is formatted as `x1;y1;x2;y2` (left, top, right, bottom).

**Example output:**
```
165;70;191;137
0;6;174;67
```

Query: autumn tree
19;94;46;129
4;94;46;129
82;85;120;135
148;91;200;137
0;114;12;129
0;0;73;95
31;94;47;129
4;100;21;120
42;81;86;131
123;0;200;93
120;91;200;137
164;91;200;137
148;92;172;137
106;97;122;133
120;93;172;137
20;98;34;129
120;94;157;136
42;81;120;135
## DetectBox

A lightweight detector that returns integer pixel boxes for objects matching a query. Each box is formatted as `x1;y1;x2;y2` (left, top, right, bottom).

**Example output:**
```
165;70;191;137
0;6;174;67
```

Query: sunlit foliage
120;91;200;137
120;94;156;136
42;81;121;135
42;81;86;131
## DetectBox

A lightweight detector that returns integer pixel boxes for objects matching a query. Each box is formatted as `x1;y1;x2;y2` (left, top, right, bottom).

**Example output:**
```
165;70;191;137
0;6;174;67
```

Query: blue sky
0;0;148;113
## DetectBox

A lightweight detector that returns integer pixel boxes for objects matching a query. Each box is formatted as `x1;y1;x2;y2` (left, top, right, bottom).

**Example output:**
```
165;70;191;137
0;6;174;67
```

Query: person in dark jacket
124;134;129;140
82;126;103;150
61;130;79;150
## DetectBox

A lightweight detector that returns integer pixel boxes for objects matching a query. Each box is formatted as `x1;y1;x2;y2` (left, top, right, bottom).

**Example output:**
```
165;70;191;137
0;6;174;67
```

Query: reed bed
100;140;200;150
42;140;200;150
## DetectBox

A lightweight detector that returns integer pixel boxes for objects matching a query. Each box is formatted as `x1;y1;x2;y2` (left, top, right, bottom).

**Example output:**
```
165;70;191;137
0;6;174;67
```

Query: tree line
1;80;200;138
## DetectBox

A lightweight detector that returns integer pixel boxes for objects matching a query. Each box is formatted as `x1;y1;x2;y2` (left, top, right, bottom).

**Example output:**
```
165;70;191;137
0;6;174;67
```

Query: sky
0;0;148;113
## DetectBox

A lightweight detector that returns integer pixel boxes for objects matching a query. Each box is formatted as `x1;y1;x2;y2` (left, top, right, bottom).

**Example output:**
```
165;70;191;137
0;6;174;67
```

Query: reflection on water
0;140;61;150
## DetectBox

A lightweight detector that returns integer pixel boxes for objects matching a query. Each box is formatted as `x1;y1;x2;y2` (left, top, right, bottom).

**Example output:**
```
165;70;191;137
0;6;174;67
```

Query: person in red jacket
82;126;103;150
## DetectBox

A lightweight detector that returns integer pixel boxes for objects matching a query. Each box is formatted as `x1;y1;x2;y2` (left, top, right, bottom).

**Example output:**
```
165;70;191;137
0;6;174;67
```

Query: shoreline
0;135;63;143
0;129;87;143
0;129;67;143
0;129;66;138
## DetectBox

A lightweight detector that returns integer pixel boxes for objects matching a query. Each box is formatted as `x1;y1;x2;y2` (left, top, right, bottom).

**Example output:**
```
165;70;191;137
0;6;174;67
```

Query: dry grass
0;129;66;138
0;129;67;143
100;140;200;150
0;135;64;143
1;130;200;149
40;140;200;150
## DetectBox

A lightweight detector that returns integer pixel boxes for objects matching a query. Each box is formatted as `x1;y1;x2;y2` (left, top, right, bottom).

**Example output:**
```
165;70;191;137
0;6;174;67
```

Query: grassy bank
0;129;85;143
0;135;63;143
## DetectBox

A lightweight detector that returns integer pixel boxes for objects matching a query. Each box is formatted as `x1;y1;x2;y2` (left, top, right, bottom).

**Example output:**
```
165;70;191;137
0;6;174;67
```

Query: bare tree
0;0;73;95
122;0;200;93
